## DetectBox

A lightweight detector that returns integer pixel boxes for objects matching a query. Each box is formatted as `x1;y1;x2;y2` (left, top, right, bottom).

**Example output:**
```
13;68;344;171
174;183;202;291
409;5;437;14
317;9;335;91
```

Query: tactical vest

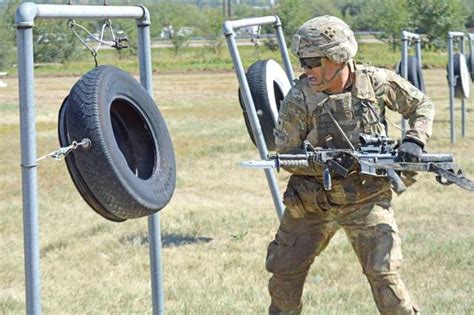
301;67;386;149
293;66;392;207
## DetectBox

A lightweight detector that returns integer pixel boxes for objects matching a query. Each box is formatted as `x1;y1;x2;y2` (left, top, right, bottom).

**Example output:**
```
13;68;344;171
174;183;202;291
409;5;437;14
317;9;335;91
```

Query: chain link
249;25;262;60
37;138;91;163
68;19;128;67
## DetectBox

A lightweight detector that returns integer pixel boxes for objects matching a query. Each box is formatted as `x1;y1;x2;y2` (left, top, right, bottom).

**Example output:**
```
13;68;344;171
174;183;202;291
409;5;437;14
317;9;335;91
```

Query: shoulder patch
370;67;388;97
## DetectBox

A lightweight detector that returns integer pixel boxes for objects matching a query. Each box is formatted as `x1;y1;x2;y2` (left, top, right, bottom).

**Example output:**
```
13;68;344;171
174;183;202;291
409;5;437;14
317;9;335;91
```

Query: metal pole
460;36;466;138
448;34;455;143
400;31;408;138
136;10;164;315
223;20;284;219
16;23;41;315
274;17;294;83
415;38;424;93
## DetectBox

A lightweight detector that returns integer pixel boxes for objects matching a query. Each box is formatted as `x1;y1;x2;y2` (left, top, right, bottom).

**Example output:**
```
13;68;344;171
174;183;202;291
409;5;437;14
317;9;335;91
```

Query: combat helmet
291;15;358;64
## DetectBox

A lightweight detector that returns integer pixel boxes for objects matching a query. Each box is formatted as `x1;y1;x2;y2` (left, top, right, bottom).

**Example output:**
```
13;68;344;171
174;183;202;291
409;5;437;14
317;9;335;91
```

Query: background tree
148;1;202;56
195;8;225;56
33;20;82;63
408;0;467;49
274;0;341;43
353;0;411;51
0;0;20;69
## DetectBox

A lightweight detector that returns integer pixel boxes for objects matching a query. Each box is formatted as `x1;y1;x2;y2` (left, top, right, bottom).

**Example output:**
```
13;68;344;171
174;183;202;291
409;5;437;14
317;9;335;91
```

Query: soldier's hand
396;139;423;162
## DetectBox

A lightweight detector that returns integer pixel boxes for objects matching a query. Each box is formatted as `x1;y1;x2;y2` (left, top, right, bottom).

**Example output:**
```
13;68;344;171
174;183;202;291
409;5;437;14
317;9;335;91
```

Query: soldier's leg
341;204;418;315
266;209;338;314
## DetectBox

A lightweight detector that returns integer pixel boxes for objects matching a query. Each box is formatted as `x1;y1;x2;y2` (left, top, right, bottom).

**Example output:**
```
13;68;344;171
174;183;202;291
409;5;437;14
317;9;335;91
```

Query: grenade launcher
240;134;474;194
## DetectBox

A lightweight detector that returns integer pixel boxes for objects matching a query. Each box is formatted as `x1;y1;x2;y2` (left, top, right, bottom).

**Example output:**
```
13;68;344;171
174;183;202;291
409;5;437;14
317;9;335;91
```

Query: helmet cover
291;15;358;64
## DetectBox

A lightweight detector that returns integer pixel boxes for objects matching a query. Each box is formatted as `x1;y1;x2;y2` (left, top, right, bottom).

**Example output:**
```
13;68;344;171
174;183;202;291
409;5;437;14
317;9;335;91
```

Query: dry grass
0;68;473;314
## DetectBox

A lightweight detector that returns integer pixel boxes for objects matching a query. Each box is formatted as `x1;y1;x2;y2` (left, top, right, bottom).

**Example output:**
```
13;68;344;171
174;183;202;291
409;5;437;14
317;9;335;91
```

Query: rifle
240;134;474;194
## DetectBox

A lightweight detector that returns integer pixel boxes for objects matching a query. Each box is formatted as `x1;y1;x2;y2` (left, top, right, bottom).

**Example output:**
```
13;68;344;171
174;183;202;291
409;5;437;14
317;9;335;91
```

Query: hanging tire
238;59;291;151
466;48;474;81
452;53;472;99
59;96;125;222
396;55;425;92
58;65;176;221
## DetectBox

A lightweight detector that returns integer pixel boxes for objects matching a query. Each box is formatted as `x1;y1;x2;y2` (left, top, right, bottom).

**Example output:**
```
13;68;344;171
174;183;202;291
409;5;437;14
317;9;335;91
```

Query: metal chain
37;138;91;162
249;25;262;60
68;19;127;67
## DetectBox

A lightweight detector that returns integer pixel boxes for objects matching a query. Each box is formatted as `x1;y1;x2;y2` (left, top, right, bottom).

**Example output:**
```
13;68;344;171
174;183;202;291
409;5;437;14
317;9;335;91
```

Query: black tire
58;65;176;221
59;96;125;222
396;55;424;92
452;53;472;99
238;59;291;151
466;47;474;81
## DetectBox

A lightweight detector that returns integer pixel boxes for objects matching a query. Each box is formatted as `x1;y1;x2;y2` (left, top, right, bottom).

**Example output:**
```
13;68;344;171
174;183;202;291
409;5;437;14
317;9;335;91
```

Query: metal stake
447;31;466;144
16;22;41;315
137;11;165;314
460;36;466;138
400;31;423;138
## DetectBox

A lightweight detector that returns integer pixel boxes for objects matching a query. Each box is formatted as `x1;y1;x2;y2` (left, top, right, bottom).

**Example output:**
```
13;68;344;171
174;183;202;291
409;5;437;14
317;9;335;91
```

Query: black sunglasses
299;57;322;69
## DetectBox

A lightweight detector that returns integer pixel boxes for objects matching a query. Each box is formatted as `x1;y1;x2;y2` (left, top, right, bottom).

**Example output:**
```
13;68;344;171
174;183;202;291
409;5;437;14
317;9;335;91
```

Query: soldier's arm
376;69;435;146
273;85;319;176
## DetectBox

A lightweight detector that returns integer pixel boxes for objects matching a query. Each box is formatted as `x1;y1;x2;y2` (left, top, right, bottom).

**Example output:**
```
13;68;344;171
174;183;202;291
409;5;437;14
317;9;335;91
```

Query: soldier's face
303;58;349;93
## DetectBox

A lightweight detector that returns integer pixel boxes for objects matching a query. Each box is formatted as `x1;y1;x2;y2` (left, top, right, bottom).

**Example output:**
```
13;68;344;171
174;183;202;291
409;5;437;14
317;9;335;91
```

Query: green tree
353;0;411;51
33;19;82;63
275;0;341;43
148;1;202;55
195;8;225;55
0;0;20;69
408;0;467;49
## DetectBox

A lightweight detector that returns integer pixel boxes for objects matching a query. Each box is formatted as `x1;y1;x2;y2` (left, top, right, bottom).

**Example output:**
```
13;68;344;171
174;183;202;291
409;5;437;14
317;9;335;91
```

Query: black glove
396;139;423;162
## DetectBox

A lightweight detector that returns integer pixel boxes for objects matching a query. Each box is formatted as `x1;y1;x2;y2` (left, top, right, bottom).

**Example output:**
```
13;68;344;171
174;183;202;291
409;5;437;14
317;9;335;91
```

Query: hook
91;50;98;68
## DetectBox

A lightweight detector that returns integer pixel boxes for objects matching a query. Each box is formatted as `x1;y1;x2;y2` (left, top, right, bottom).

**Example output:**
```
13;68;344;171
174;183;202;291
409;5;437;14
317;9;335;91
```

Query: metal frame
223;16;294;220
400;31;423;138
447;31;466;143
15;3;164;314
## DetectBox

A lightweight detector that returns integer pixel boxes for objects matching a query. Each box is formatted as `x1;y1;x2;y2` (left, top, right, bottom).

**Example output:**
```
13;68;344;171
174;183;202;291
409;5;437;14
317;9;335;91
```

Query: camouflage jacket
274;62;435;206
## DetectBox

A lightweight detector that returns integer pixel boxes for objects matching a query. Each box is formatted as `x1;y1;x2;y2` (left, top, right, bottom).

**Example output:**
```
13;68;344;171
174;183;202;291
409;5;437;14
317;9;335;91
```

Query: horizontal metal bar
223;16;277;35
448;31;465;38
401;31;420;40
468;33;474;40
16;2;147;27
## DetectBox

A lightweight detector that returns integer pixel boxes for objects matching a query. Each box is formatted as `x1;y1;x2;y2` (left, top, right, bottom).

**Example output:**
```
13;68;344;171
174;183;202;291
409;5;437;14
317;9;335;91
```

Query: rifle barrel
420;154;453;163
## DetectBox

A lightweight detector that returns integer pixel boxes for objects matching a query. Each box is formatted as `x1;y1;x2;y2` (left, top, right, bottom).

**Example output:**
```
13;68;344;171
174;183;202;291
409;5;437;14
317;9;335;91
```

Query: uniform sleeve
375;69;435;146
273;85;320;176
273;86;307;153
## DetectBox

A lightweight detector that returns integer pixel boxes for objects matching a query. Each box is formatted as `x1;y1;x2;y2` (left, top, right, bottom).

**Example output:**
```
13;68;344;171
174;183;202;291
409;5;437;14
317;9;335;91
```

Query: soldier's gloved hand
396;139;423;162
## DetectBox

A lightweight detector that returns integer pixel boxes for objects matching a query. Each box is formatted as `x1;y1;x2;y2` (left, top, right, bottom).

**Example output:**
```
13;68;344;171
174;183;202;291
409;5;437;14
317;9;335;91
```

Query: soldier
267;15;434;314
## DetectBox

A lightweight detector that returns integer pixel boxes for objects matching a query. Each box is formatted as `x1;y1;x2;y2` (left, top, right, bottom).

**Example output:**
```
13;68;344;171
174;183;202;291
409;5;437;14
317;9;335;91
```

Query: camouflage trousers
266;203;418;315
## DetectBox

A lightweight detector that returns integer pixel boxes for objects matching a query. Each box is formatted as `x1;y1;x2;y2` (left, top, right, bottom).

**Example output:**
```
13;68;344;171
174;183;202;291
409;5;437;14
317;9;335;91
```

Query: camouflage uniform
266;16;434;314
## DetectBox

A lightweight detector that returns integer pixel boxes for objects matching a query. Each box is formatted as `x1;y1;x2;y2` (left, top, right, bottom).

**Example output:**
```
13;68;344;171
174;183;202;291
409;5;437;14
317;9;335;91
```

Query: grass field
4;41;450;77
0;66;473;314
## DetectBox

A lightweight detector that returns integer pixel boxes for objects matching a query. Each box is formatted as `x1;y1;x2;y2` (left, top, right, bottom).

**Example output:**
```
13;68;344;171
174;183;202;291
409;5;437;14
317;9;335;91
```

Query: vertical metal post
460;36;466;138
400;32;408;138
274;17;294;83
223;20;284;219
137;11;165;315
448;34;455;143
16;24;42;315
415;38;424;93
